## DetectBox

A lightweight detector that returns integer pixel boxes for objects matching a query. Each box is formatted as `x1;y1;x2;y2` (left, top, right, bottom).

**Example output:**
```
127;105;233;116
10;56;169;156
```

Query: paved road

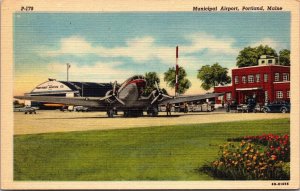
14;110;290;135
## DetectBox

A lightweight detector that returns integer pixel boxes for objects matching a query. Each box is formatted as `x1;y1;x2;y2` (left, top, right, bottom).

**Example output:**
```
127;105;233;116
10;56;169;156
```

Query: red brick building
214;55;290;105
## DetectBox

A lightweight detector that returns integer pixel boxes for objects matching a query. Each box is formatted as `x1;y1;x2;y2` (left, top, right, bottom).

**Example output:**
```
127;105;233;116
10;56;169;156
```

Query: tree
236;45;277;67
197;63;231;90
256;45;278;58
164;66;191;94
13;100;20;106
279;49;290;66
143;72;161;96
13;100;24;107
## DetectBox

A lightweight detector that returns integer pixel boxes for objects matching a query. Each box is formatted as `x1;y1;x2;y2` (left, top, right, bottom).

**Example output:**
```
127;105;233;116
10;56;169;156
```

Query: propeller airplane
14;74;223;117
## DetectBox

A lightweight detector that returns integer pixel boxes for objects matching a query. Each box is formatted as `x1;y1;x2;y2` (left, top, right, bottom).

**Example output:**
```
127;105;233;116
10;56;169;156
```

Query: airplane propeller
151;81;173;105
100;81;125;105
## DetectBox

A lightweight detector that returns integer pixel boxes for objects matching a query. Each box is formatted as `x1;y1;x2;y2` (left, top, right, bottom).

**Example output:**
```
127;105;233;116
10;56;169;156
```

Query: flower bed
200;134;290;180
228;134;290;162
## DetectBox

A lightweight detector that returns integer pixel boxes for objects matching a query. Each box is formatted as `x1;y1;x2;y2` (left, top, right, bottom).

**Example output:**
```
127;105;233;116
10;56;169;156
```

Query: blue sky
14;12;290;95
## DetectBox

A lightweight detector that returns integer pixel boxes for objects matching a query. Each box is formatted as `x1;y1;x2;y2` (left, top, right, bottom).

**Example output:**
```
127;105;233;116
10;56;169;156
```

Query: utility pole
66;63;71;81
82;82;84;97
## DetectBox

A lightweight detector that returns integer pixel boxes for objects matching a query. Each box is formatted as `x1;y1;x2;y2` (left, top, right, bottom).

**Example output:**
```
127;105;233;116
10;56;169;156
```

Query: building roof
232;64;290;70
29;80;113;97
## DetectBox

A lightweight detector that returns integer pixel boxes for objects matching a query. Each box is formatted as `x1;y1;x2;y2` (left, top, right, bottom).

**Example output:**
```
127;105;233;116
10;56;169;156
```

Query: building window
226;92;231;100
274;73;280;82
264;74;268;82
268;59;273;64
283;73;290;81
235;76;239;84
256;74;260;82
276;91;283;99
287;91;290;98
248;75;254;83
261;60;265;64
265;91;268;102
242;76;247;83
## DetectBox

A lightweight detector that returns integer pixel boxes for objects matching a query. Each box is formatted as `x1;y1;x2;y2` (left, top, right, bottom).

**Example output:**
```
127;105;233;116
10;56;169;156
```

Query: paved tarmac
14;110;290;135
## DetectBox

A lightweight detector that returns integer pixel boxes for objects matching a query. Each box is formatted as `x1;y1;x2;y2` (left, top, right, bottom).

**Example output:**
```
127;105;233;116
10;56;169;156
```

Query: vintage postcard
1;0;299;189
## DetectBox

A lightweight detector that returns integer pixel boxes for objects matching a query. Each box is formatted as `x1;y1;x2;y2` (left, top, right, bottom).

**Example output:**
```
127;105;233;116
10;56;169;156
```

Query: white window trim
264;74;268;82
235;76;239;84
248;75;254;83
276;91;283;99
256;74;260;82
283;73;289;81
242;76;247;84
274;73;280;82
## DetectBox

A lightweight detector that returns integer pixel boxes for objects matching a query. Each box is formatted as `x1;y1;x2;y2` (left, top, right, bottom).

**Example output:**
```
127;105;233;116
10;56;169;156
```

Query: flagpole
175;46;179;97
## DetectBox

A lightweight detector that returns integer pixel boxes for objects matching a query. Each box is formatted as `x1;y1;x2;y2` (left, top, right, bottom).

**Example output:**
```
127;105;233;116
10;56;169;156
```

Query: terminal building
25;79;112;109
214;55;290;106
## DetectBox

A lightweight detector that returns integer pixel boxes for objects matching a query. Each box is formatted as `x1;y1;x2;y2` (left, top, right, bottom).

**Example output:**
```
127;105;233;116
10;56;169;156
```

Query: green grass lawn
14;118;290;181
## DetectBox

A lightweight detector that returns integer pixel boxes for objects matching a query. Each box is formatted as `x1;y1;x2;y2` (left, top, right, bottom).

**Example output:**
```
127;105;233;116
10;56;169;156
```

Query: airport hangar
24;79;112;109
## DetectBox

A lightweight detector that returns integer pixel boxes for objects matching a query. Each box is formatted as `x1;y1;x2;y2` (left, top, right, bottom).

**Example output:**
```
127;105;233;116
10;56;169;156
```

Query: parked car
60;105;74;112
14;106;37;114
60;105;89;112
237;102;256;113
236;104;252;113
74;106;89;112
254;104;264;113
262;101;290;113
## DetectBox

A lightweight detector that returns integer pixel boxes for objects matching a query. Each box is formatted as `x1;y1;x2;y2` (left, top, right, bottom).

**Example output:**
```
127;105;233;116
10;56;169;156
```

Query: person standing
184;102;188;113
226;101;230;112
166;103;172;116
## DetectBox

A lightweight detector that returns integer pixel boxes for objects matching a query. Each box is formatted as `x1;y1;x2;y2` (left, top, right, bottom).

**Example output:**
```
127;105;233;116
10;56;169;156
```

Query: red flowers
271;155;277;160
242;134;290;162
228;134;290;162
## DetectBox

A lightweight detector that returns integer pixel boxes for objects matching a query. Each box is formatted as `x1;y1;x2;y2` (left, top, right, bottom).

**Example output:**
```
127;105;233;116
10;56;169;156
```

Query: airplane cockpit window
120;75;146;88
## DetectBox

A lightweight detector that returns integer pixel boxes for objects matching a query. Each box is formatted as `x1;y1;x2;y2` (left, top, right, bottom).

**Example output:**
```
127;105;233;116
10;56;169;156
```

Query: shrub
200;138;290;180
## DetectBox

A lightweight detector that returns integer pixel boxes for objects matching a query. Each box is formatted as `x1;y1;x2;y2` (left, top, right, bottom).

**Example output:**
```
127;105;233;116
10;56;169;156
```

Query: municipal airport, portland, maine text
193;6;283;12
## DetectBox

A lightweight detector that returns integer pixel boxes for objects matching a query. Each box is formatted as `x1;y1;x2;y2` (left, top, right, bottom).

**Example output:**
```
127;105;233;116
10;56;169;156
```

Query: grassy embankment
14;118;290;180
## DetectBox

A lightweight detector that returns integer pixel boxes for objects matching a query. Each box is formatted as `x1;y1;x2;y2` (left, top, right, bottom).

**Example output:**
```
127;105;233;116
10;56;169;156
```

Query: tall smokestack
175;46;179;96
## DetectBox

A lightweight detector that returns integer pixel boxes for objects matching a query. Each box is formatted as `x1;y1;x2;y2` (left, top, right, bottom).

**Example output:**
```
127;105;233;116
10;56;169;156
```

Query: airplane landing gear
124;110;143;117
147;107;158;117
107;109;114;118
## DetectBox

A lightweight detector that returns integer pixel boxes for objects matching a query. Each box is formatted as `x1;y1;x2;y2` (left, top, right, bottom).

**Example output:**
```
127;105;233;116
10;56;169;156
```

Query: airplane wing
14;96;106;108
159;93;224;105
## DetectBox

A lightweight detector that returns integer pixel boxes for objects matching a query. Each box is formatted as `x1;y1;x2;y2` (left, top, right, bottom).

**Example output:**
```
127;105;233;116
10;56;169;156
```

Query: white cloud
43;35;174;64
114;36;174;63
47;62;134;83
42;33;239;66
182;33;239;55
250;38;288;52
46;36;94;57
